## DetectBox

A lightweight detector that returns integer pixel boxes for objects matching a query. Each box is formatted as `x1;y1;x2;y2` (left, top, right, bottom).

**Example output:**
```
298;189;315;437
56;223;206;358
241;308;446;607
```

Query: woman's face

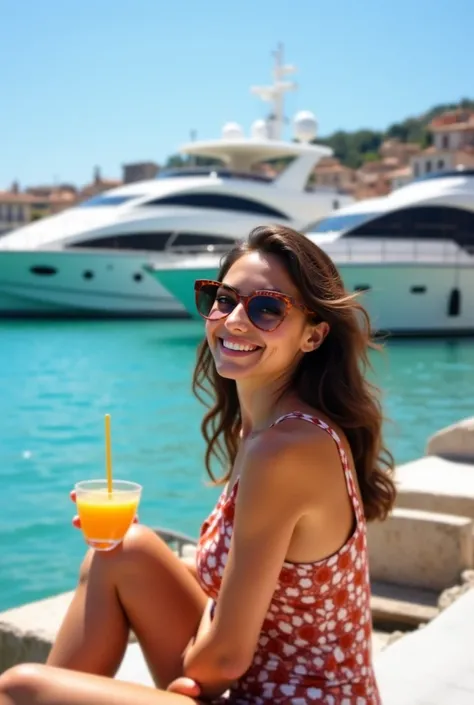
205;251;326;383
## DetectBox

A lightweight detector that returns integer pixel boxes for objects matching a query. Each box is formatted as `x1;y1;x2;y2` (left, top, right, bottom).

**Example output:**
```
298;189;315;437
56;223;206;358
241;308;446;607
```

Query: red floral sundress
196;412;381;704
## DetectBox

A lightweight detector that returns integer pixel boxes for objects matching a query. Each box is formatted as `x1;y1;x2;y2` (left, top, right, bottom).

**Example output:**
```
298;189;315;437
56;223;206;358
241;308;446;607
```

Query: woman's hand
69;490;139;529
166;677;201;697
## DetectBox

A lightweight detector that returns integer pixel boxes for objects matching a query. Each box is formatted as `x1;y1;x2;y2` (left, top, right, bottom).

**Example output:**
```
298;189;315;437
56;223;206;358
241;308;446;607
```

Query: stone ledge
371;581;439;629
437;569;474;612
395;455;474;521
0;591;74;672
367;507;474;591
426;416;474;462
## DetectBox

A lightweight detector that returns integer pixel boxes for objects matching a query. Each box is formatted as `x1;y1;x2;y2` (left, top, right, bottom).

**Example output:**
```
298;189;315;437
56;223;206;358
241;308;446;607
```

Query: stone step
395;456;474;520
367;507;474;592
426;416;474;462
370;581;439;629
0;590;74;673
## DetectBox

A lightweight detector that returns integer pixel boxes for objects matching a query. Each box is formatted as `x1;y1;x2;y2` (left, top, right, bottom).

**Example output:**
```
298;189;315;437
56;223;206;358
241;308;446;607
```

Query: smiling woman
0;225;395;705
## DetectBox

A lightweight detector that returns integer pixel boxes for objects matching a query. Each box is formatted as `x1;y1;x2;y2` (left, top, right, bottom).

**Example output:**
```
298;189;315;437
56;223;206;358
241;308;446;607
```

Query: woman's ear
301;322;330;353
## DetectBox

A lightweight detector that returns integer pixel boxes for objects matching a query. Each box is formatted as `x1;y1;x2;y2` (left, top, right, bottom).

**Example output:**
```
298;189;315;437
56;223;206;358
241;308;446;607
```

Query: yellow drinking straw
104;413;113;497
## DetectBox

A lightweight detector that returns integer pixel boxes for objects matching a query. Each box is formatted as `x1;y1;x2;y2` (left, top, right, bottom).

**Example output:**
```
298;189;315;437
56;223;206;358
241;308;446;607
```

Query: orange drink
75;480;142;551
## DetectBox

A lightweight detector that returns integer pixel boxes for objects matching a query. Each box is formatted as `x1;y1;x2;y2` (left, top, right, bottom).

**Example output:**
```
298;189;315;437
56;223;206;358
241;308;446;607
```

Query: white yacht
0;50;350;318
145;169;474;335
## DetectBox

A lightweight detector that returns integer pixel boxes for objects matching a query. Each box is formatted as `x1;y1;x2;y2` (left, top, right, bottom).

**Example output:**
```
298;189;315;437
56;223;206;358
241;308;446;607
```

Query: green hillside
317;98;474;169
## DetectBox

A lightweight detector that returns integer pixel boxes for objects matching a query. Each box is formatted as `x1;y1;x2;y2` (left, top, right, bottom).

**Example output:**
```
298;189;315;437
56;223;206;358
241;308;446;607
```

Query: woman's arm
181;553;215;645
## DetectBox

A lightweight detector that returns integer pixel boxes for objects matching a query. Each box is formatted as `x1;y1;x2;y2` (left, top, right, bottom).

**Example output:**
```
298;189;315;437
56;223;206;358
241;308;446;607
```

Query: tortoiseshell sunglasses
194;279;313;332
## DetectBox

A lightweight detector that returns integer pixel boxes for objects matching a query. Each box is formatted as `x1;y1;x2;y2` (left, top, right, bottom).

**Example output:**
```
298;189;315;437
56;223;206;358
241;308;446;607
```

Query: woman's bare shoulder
241;413;346;501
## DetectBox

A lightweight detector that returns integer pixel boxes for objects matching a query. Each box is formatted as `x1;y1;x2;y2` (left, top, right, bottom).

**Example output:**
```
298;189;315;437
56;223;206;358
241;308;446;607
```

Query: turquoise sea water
0;319;473;612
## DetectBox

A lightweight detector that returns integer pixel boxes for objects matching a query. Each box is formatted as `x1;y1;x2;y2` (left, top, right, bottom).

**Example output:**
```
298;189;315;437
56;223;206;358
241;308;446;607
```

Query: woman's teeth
222;340;259;352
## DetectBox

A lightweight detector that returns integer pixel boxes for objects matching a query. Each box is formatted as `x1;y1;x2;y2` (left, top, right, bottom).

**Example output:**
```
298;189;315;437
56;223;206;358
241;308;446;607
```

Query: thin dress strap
271;411;364;523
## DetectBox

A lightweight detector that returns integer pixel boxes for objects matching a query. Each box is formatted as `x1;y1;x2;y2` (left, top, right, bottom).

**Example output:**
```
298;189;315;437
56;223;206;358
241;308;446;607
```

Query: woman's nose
224;302;250;332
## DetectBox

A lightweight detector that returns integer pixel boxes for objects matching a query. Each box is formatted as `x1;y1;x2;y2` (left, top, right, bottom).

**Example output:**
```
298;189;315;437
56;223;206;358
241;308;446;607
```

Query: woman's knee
78;524;168;583
0;663;46;699
122;523;163;553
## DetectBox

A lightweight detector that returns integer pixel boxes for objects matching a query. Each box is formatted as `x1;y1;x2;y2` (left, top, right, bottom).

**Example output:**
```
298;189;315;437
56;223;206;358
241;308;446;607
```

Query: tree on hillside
317;98;474;168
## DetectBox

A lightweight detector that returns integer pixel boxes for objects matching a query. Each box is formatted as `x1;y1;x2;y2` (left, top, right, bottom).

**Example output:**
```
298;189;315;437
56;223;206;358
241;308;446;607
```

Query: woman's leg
0;663;200;705
47;524;207;687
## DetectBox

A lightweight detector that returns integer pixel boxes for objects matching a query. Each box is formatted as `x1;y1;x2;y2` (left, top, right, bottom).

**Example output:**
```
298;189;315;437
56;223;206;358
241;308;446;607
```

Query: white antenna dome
222;122;244;140
293;110;317;142
250;119;269;140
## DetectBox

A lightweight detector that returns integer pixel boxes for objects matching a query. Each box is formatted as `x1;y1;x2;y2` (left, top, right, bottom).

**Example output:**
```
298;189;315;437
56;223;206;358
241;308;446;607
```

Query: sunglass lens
248;295;287;330
196;283;219;317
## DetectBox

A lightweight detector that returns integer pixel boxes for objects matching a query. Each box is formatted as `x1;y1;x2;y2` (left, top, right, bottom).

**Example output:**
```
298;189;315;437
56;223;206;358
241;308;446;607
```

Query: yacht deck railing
164;238;474;265
154;527;197;556
316;238;474;264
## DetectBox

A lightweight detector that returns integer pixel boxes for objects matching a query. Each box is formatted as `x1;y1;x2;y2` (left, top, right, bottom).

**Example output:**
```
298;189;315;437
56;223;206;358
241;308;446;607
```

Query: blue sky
1;0;472;189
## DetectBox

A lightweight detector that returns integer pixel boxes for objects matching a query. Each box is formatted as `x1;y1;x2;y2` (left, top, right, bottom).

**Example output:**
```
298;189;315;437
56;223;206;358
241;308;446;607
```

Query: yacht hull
149;261;474;336
0;250;186;317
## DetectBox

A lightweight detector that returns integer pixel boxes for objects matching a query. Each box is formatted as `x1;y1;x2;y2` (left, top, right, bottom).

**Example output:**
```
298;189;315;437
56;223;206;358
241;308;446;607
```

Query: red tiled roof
429;109;474;132
0;191;46;204
387;166;412;179
314;162;353;173
431;121;474;133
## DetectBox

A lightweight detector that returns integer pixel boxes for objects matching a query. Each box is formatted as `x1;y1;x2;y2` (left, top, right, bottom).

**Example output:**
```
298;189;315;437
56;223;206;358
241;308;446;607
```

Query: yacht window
448;288;461;317
345;211;406;237
346;206;474;248
415;168;474;182
354;284;371;292
68;232;174;251
171;233;236;247
411;286;427;294
30;265;57;276
141;193;289;219
67;231;236;252
306;212;379;234
157;167;273;183
79;195;143;207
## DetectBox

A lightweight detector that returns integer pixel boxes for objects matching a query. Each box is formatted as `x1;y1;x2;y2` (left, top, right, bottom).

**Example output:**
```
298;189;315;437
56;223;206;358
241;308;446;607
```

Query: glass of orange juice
75;479;142;551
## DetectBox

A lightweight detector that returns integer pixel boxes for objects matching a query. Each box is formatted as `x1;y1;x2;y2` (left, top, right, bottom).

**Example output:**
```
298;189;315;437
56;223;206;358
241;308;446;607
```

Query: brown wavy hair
192;225;396;521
